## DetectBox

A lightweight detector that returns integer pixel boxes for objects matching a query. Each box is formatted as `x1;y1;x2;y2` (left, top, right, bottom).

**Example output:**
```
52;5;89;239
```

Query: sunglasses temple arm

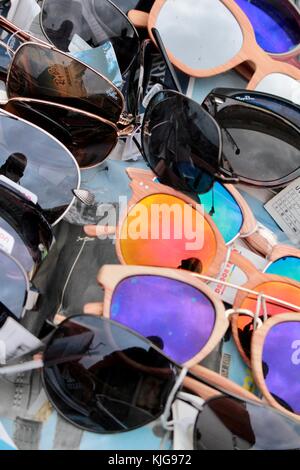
151;27;182;94
0;359;43;375
190;364;261;403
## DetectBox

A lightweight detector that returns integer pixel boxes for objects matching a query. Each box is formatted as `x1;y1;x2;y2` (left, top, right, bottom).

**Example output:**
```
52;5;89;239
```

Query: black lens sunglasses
0;314;299;450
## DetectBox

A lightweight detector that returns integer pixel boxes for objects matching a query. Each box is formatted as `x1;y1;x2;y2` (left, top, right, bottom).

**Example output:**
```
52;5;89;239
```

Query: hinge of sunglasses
225;308;263;330
118;112;135;126
117;124;136;137
216;172;240;184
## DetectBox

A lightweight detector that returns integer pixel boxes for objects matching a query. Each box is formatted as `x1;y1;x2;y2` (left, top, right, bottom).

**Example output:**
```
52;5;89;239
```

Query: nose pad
73;189;95;207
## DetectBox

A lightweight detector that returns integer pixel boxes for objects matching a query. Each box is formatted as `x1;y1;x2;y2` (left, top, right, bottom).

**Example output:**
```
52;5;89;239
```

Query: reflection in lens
227;90;300;129
237;282;300;359
4;99;118;169
198;182;243;244
43;315;178;432
194;396;300;450
235;0;300;54
262;321;300;414
255;73;300;104
119;193;218;273
155;0;243;70
216;101;300;184
0;182;52;272
142;90;220;194
265;256;300;283
111;275;216;364
41;0;140;75
0;250;27;318
0;110;79;224
8;43;123;123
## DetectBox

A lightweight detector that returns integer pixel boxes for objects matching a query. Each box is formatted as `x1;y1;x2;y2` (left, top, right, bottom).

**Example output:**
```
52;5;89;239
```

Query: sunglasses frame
230;252;300;364
39;0;141;77
116;167;227;277
145;0;300;84
0;105;81;226
97;263;300;421
251;312;300;421
1;96;123;170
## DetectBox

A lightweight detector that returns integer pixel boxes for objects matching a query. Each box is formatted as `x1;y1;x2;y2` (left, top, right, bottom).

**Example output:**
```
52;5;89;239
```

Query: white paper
69;34;92;54
0;227;14;255
208;239;267;305
0;175;38;204
172;394;204;450
264;177;300;245
0;317;42;364
7;0;40;31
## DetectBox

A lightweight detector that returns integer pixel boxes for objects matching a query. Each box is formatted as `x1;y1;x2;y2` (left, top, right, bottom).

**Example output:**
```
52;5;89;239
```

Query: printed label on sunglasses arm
208;240;267;305
0;227;14;255
0;317;42;364
0;175;38;204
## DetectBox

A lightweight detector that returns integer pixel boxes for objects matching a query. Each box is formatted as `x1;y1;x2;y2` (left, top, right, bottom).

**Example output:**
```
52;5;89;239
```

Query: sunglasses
40;0;140;77
0;249;39;319
264;244;300;282
130;0;300;102
0;181;53;276
0;106;80;225
88;262;300;417
85;168;300;275
232;0;300;71
141;89;300;193
0;16;126;124
1;312;300;448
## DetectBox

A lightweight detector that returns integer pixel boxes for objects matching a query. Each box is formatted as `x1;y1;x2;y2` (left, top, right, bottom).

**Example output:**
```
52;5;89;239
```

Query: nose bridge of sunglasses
228;250;258;280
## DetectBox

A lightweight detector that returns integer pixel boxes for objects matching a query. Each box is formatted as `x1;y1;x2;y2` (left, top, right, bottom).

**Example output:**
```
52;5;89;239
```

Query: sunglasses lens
262;320;300;414
43;315;177;433
194;396;300;450
198;182;243;244
142;90;220;194
215;98;300;185
4;99;117;169
155;0;243;71
255;74;300;104
237;282;300;359
0;110;79;225
265;256;300;283
110;275;216;364
235;0;300;54
0;183;52;273
120;193;217;273
41;0;140;76
8;43;123;123
229;91;300;129
0;250;27;318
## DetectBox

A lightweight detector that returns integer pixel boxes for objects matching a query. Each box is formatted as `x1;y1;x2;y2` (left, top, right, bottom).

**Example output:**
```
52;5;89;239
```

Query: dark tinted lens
0;182;52;273
8;43;123;123
0;110;79;224
4;99;118;169
211;96;300;185
0;249;27;318
43;315;177;433
41;0;140;75
221;89;300;129
111;0;154;14
142;90;220;194
194;396;300;450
